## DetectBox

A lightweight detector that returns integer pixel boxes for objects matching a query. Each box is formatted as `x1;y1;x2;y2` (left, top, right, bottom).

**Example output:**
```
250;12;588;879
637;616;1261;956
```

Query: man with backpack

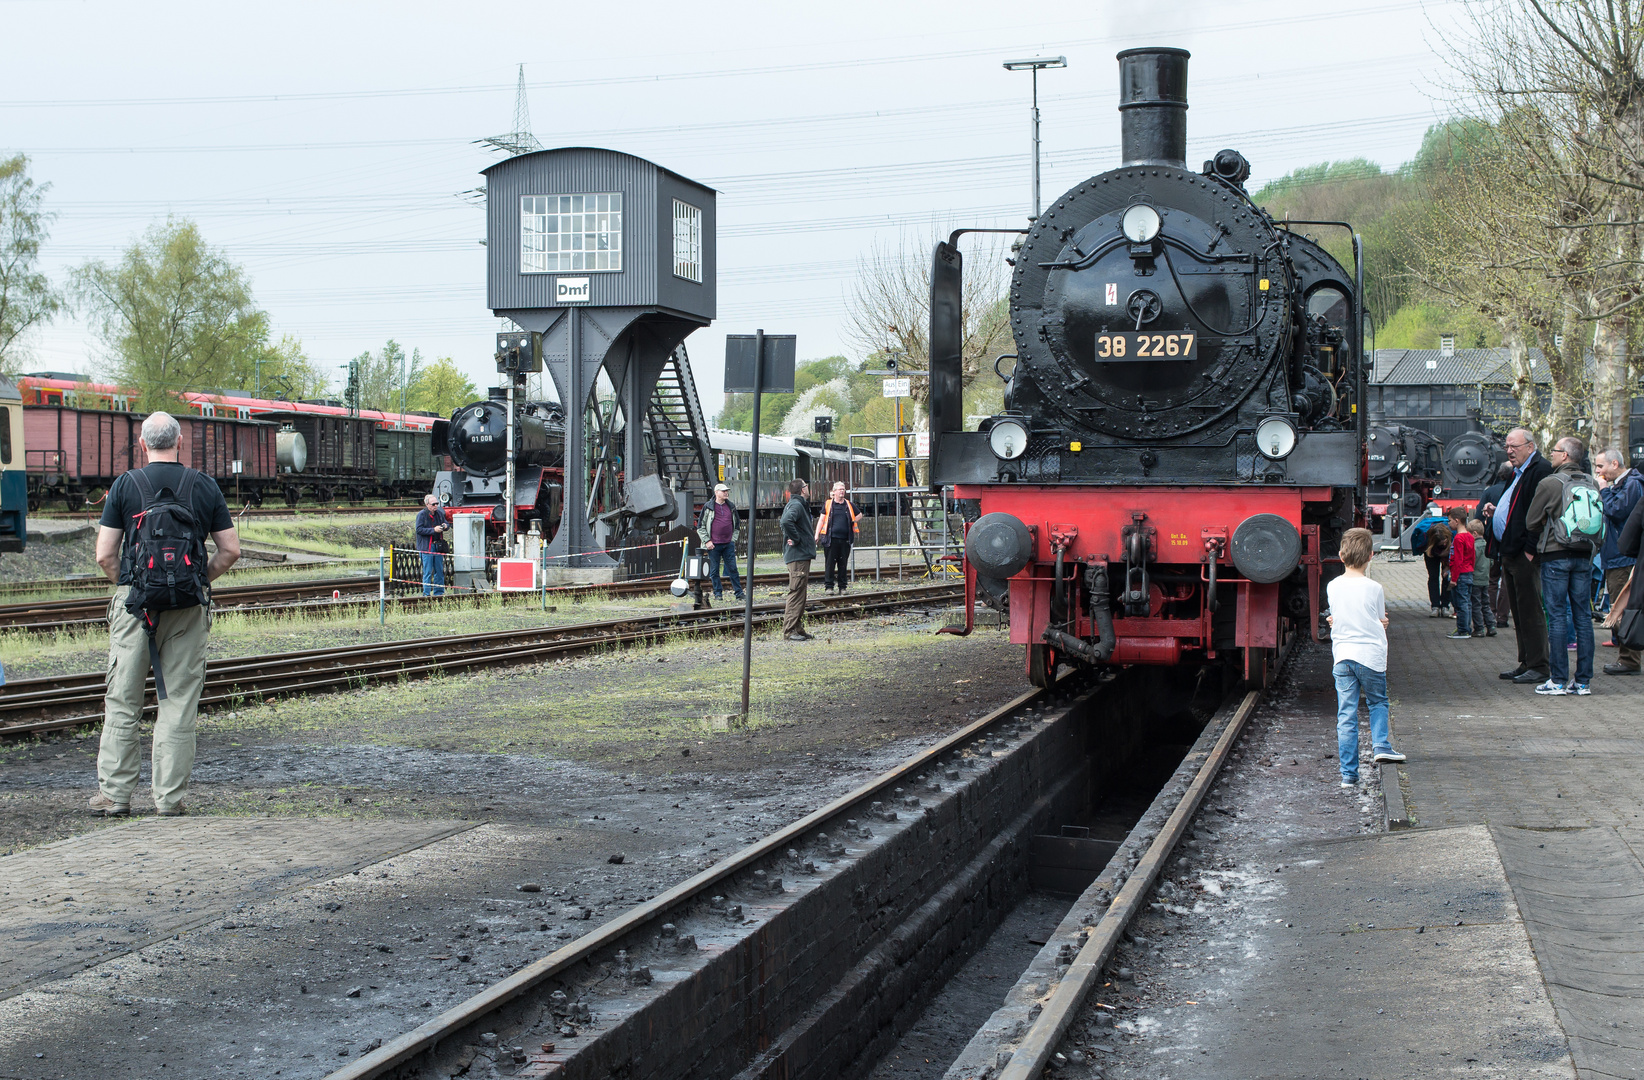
1526;436;1604;695
90;412;240;817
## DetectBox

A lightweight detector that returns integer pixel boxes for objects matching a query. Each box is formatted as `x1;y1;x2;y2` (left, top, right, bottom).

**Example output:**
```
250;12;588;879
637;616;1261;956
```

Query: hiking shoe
1533;680;1568;696
1372;750;1407;764
155;804;186;817
784;632;813;642
1569;683;1592;696
1486;628;1497;637
1446;630;1472;640
88;793;129;817
1603;663;1639;676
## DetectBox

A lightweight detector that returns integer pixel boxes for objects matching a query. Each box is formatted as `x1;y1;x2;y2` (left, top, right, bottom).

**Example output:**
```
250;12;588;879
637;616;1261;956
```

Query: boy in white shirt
1326;528;1407;787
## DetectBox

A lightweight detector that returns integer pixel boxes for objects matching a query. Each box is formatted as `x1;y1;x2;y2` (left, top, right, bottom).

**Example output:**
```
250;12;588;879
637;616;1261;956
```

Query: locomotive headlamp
1255;416;1298;460
1121;204;1163;244
988;417;1030;460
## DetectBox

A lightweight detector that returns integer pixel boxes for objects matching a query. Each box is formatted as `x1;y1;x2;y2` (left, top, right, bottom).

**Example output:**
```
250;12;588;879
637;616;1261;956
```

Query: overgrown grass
199;622;960;756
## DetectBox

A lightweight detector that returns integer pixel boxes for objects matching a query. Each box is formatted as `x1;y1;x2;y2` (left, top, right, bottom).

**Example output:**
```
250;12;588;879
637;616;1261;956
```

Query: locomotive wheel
1243;646;1279;691
1028;643;1058;688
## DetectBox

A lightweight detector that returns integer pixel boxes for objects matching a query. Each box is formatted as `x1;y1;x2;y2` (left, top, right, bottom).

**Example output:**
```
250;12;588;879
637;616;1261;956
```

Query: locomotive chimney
1117;47;1190;168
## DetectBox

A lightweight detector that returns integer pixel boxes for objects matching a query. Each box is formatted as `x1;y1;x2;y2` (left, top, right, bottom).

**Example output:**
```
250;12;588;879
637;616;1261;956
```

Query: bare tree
844;230;1012;422
1431;1;1644;447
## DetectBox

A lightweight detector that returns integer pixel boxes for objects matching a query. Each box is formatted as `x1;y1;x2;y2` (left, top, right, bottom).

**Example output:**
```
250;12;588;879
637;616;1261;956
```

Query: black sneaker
1512;669;1550;684
1603;663;1639;676
1500;666;1528;680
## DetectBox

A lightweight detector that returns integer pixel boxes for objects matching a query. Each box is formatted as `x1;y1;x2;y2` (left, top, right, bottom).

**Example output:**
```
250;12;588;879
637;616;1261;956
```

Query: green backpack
1548;472;1605;551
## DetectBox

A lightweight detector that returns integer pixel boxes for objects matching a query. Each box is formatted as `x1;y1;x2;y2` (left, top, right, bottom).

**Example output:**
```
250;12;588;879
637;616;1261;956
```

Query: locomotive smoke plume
1117;47;1190;168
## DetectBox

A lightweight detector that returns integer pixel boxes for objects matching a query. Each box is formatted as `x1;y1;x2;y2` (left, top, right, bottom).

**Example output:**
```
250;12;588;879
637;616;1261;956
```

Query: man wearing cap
697;482;745;602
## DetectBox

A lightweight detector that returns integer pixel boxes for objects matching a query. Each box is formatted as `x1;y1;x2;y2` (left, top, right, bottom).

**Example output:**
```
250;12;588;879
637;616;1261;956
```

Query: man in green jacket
779;479;815;641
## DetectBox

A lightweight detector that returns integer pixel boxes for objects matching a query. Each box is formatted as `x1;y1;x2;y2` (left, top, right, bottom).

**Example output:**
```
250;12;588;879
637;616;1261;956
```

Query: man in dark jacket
1526;437;1600;694
697;483;745;602
416;494;448;596
1486;428;1554;683
779;479;815;641
1596;448;1643;674
1473;462;1515;627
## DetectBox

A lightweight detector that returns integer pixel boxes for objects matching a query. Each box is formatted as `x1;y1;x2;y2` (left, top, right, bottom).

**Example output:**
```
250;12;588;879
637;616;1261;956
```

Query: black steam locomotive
1365;422;1443;529
931;47;1366;686
432;393;567;538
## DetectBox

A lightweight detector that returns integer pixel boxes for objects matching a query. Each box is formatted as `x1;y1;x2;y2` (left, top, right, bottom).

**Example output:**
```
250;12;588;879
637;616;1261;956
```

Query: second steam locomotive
932;46;1365;687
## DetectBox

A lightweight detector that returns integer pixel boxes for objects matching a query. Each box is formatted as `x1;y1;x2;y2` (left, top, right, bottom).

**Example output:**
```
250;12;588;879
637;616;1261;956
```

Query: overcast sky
3;0;1466;407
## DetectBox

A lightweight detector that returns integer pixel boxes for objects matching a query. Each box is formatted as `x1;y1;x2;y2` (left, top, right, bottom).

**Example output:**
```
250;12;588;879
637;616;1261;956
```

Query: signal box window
673;200;702;282
521;194;623;273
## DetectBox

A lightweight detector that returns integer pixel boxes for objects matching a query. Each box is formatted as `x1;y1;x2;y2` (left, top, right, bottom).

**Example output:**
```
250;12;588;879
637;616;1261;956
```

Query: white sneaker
1533;680;1568;696
1569;683;1591;696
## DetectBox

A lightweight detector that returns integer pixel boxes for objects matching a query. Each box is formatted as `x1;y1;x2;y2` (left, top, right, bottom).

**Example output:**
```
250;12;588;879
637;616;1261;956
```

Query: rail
325;676;1065;1080
0;583;961;737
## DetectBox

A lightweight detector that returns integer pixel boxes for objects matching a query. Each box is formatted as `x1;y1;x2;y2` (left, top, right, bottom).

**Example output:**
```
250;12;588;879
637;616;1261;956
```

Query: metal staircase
646;344;715;498
907;490;964;577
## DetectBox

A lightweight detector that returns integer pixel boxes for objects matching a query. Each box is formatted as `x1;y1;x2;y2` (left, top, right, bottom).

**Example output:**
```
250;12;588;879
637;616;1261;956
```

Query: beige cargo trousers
97;586;209;812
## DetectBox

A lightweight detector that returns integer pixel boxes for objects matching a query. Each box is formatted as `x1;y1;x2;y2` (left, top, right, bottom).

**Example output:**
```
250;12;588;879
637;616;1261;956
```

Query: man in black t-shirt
90;411;240;818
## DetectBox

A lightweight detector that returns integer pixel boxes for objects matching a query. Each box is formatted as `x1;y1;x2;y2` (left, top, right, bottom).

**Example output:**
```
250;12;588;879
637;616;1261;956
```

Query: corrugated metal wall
483;148;714;322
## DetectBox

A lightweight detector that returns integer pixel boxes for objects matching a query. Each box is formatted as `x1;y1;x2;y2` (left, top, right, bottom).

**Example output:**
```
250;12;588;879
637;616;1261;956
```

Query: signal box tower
482;148;717;566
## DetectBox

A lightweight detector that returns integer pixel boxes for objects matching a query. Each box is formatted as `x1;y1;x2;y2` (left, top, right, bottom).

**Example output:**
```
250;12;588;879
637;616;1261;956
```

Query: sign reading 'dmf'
554;277;591;304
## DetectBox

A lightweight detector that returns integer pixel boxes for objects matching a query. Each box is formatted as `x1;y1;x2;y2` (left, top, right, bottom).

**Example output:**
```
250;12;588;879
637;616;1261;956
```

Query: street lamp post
1003;56;1067;220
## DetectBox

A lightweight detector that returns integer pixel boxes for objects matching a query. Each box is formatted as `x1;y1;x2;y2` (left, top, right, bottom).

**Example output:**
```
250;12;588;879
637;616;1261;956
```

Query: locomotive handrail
945;226;1029;248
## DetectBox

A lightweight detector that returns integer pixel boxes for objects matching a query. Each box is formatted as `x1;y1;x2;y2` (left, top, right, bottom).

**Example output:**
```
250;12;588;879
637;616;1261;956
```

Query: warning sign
1105;283;1118;305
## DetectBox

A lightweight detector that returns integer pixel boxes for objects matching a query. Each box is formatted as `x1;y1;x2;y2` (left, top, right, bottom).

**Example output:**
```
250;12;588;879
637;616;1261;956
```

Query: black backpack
122;468;208;700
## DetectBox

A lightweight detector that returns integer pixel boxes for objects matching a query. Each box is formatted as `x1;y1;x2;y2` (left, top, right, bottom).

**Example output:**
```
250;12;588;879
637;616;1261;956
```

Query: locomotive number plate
1092;331;1197;361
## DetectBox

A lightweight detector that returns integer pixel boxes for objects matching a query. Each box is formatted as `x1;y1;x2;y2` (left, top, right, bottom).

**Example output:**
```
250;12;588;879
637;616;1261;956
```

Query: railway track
0;582;961;738
33;504;419;521
320;645;1279;1080
0;569;912;633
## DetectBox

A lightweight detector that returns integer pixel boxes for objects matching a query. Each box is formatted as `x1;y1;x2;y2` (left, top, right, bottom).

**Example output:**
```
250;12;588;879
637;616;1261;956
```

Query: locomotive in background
1365;423;1441;532
931;46;1365;687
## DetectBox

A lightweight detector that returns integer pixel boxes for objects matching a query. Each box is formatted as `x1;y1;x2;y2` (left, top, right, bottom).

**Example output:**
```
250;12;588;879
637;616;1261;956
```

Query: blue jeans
1470;578;1496;632
1452;581;1472;633
1541;557;1593;685
421;552;446;596
708;542;742;598
1333;659;1392;782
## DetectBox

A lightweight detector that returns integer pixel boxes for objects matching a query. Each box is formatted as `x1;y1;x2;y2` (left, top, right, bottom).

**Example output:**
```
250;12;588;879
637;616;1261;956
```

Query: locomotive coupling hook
1204;537;1224;613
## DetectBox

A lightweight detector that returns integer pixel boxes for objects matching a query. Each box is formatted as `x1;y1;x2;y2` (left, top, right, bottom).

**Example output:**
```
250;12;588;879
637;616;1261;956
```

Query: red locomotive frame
952;484;1329;684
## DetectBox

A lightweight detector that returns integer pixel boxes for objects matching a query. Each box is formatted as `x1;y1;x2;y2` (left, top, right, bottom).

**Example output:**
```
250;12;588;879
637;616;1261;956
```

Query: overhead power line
0;1;1446;110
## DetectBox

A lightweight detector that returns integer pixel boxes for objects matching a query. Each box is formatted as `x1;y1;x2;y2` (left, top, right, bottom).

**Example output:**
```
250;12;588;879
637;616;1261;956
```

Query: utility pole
1003;56;1067;220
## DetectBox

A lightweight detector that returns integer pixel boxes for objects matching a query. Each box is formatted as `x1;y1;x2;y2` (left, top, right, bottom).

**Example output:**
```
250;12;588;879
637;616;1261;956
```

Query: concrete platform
0;816;471;1000
25;519;95;545
1050;557;1644;1079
